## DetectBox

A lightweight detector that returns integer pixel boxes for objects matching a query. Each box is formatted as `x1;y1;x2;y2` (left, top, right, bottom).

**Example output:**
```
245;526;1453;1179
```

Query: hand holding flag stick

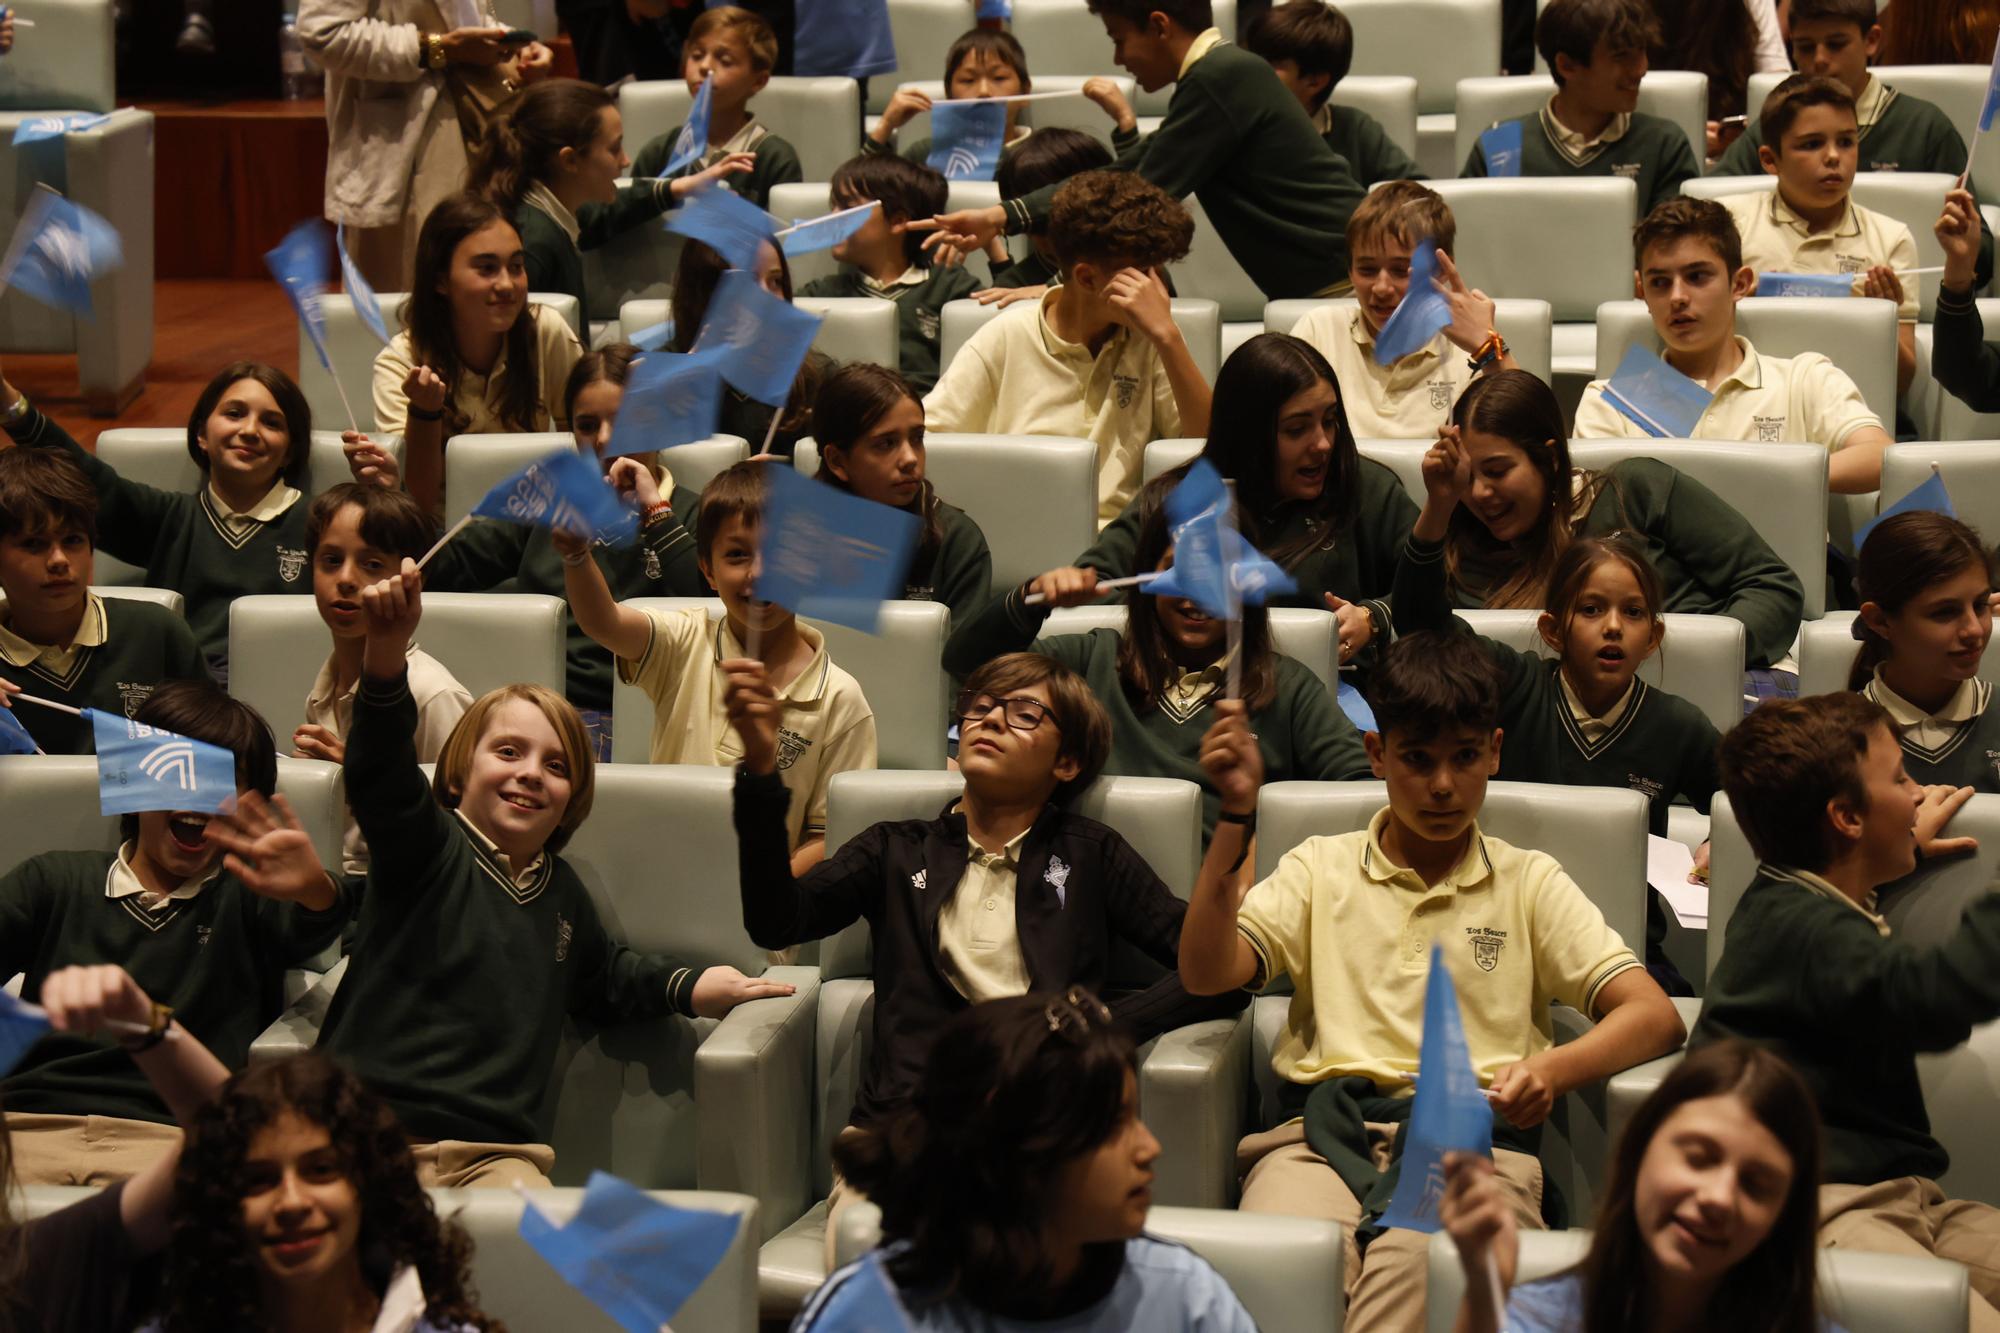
1023;570;1161;605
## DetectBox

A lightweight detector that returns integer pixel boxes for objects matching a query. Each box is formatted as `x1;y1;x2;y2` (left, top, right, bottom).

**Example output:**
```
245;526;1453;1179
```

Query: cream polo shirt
1724;189;1920;322
106;839;222;913
0;592;107;679
1868;669;1991;756
1853;74;1891;133
1557;670;1634;745
937;820;1032;1003
1292;303;1473;439
207;481;304;544
372;303;583;437
620;608;877;846
1236;807;1640;1088
305;645;474;875
1572;336;1881;449
922;288;1182;527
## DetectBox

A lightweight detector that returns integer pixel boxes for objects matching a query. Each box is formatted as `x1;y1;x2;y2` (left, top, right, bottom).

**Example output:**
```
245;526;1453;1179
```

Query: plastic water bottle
279;15;322;100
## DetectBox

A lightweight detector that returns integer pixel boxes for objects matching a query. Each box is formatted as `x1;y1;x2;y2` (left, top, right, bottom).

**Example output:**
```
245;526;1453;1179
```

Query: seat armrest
1606;1051;1686;1151
250;955;350;1063
1140;1016;1251;1209
695;966;820;1244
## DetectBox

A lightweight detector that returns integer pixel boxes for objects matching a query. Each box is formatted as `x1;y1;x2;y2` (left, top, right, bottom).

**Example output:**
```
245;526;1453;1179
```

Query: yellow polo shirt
937;820;1032;1003
1292;303;1473;439
1724;190;1920;323
619;608;877;846
1571;336;1880;449
373;303;583;437
922;289;1183;527
1236;807;1640;1089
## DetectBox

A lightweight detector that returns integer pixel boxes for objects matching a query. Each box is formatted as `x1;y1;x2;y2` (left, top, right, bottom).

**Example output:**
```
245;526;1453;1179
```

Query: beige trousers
342;102;471;297
1822;1177;2000;1332
5;1113;182;1186
409;1139;556;1189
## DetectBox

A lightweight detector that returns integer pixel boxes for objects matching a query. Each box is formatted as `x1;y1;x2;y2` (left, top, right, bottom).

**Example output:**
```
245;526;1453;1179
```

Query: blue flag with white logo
472;448;640;546
519;1170;741;1333
927;101;1009;181
0;706;37;755
803;1251;915;1331
87;709;238;816
1755;271;1855;298
662;76;713;177
778;201;879;258
11;113;112;145
1857;470;1955;552
335;223;390;344
757;461;920;631
626;320;673;351
0;188;122;317
664;184;778;272
1479;119;1522;176
693;268;823;406
1981;32;2000;132
1601;343;1712;439
1378;946;1494;1233
265;218;338;373
1373;238;1451;365
1144;460;1298;620
605;347;728;456
0;993;50;1077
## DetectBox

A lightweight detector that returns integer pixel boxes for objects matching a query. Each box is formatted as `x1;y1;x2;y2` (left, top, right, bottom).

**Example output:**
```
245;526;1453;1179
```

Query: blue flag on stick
626;320;673;352
12;113;112;145
0;188;122;317
778;201;879;258
336;224;390;344
757;462;921;631
605;347;728;456
519;1171;742;1333
1755;271;1855;298
0;706;37;755
471;448;640;547
1857;469;1955;552
927;101;1008;181
802;1252;915;1331
975;0;1011;17
88;710;239;816
1479;120;1523;176
1373;238;1451;365
1981;31;2000;132
1144;460;1298;620
1601;344;1712;439
265;218;338;372
1378;946;1494;1233
664;184;778;272
693;268;823;406
0;993;50;1078
662;77;713;177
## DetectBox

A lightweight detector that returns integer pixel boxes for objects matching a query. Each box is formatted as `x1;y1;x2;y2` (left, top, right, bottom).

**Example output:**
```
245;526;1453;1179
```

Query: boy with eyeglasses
724;648;1244;1261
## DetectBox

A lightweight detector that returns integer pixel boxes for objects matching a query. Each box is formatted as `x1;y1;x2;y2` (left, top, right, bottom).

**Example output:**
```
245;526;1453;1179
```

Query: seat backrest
888;75;1140;149
1178;194;1266;321
1142;437;1203;486
1339;0;1502;114
441;434;573;526
1882;443;2000;545
921;434;1099;590
607;598;950;770
93;429;405;502
768;180;1000;287
1264;297;1555;383
792;296;900;368
1874;65;1998;198
1457;609;1746;733
1330;75;1420;162
1042;605;1341;692
938;296;1223;381
620;76;861;181
1008;0;1235;116
1567;438;1829;619
1356;439;1432;506
1258;778;1651;952
872;0;991;113
1428;178;1637;321
0;0;115;111
1453;71;1706;169
95;584;184;616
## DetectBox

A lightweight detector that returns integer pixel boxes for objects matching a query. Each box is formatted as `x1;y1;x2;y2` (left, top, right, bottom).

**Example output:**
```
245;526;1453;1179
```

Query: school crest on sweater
277;546;307;582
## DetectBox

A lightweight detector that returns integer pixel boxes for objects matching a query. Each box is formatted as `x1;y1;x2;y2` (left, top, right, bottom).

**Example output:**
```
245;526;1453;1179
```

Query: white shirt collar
1557;668;1636;742
524;180;580;247
105;838;221;909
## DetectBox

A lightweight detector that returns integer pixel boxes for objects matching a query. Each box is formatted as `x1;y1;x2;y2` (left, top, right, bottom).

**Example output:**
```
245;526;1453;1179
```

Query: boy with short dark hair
628;4;803;208
1691;691;2000;1328
0;449;205;754
1245;0;1422;187
1572;196;1891;493
1460;0;1697;214
799;154;981;393
0;679;347;1183
984;127;1116;294
924;170;1210;526
1179;632;1683;1333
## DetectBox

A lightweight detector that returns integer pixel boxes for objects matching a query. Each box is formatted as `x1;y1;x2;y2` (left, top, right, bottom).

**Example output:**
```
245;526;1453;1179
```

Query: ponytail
470;78;615;213
1849;510;1997;691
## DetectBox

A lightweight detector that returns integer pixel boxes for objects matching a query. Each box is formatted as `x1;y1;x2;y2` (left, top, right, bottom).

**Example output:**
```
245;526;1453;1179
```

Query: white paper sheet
1646;834;1708;929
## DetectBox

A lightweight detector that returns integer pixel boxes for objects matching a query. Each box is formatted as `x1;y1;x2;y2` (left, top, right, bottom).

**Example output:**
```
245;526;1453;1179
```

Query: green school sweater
629;124;803;210
799;266;980;393
941;595;1371;837
425;489;706;712
989;250;1060;290
0;599;207;754
1445;458;1804;668
7;407;312;681
1008;42;1365;299
1323;104;1423;186
1692;864;2000;1184
0;850;346;1123
1933;283;2000;413
1860;677;2000;794
904;497;992;629
318;670;703;1145
513;182;671;332
1461;106;1698;214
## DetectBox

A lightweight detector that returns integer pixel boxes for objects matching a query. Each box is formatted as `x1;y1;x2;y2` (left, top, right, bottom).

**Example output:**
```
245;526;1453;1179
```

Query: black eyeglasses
1044;985;1113;1037
955;690;1059;734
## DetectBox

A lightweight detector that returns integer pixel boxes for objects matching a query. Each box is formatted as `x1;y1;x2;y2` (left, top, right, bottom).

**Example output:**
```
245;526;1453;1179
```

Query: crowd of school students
9;0;2000;1327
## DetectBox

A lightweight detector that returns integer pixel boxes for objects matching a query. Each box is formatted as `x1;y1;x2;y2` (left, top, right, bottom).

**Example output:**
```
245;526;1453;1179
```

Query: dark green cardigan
513;181;672;332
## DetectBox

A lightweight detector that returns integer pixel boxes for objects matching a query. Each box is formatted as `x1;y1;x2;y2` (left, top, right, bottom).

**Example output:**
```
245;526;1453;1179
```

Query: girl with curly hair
145;1052;503;1333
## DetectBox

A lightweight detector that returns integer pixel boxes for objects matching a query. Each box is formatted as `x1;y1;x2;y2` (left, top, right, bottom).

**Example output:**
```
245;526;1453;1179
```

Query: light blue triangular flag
519;1171;741;1333
265;218;338;372
625;320;673;352
0;993;51;1076
471;448;640;547
664;185;778;272
336;223;390;344
757;462;921;631
605;347;727;455
802;1251;915;1331
1856;469;1955;552
1980;31;2000;133
1755;271;1855;298
1601;344;1712;439
1144;460;1299;619
661;77;713;177
692;268;823;406
0;706;37;755
927;101;1009;181
12;113;111;145
0;187;122;318
1373;238;1451;365
87;710;238;816
1378;946;1494;1233
778;201;880;258
1479;120;1522;177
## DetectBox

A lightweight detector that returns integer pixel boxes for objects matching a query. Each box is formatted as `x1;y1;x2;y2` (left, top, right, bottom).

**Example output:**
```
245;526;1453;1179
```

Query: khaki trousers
1237;1118;1544;1333
342;102;470;296
1821;1177;2000;1332
409;1139;556;1189
5;1113;181;1186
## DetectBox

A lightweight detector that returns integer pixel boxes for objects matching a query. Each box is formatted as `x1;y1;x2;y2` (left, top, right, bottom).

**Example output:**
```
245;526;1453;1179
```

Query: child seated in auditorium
1935;186;2000;414
0;449;205;753
564;460;875;877
1178;632;1683;1333
1572;197;1891;494
316;557;791;1187
978;128;1115;300
868;28;1036;166
923;171;1210;527
628;5;801;208
1726;74;1920;394
669;239;831;456
1246;0;1423;186
1691;692;2000;1325
727;650;1240;1259
0;681;347;1185
297;483;472;877
1459;0;1698;214
800;155;979;394
801;990;1257;1332
1441;1041;1829;1333
1291;181;1520;439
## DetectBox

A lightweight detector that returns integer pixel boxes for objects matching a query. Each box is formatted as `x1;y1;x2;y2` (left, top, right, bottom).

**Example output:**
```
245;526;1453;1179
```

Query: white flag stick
416;514;474;571
923;89;1087;106
772;200;878;239
14;999;169;1039
329;362;362;437
8;689;81;716
1224;602;1243;702
1023;571;1161;605
758;407;784;457
1483;1249;1508;1324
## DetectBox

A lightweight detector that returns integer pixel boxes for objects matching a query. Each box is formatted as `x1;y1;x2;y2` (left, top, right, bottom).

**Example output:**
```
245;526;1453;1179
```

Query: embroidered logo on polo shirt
776;726;811;770
555;912;573;962
1753;415;1784;443
1467;925;1507;971
1836;255;1870;275
1113;375;1139;410
643;547;662;580
1428;380;1454;410
1627;774;1663;801
1045;855;1071;907
912;868;927;893
118;680;155;717
916;306;941;341
276;547;307;582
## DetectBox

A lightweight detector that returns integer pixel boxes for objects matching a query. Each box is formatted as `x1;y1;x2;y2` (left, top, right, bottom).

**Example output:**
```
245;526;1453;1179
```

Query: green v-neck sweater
0;598;207;754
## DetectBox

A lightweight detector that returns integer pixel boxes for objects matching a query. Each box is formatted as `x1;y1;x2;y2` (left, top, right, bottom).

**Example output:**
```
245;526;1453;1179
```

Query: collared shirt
1542;96;1630;165
523;180;580;247
1236;806;1640;1088
1724;189;1920;322
372;303;584;437
1867;668;1991;757
621;608;877;845
0;592;106;677
923;287;1182;526
452;809;547;891
1178;27;1224;79
936;816;1033;1003
1557;670;1635;745
1763;862;1890;938
1161;656;1229;724
861;265;932;299
205;480;304;544
105;838;222;913
699;114;771;166
1853;74;1890;133
1292;303;1473;439
1573;336;1881;451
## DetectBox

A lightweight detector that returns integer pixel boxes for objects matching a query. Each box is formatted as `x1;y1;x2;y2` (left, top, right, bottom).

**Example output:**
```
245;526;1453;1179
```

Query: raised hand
1937;188;1982;290
606;456;663;510
359;557;423;676
1024;565;1104;608
1082;76;1136;132
1440;1150;1519;1319
722;657;781;775
1436;250;1499;355
1412;424;1472;542
403;364;447;416
205;792;338;909
873;85;934;140
342;431;400;490
1105;267;1177;346
1197;699;1264;815
671;153;759;197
